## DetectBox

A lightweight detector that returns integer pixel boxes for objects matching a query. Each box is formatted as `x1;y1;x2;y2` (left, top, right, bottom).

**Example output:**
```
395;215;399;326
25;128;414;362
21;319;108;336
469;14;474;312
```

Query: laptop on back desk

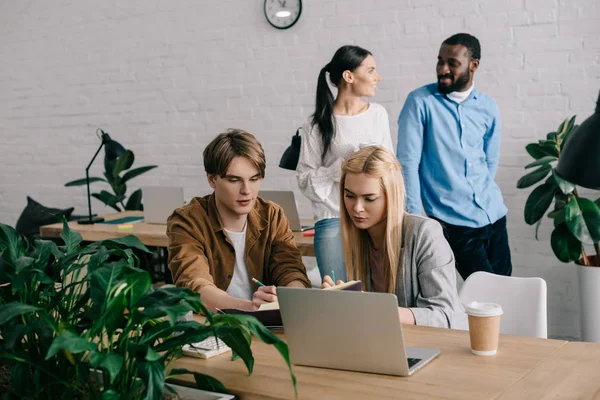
142;186;185;224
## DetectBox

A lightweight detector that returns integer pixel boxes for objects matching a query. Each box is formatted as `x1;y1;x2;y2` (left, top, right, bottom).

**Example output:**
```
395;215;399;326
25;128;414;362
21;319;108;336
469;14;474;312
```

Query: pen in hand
331;270;336;286
252;277;265;287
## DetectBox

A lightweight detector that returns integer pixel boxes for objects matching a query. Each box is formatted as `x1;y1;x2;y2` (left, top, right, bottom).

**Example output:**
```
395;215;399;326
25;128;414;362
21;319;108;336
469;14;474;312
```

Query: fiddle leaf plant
0;220;298;399
517;116;600;266
65;148;157;212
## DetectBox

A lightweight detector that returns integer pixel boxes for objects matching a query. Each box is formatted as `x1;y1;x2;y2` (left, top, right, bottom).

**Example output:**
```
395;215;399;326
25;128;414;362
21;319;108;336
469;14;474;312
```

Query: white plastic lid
465;301;503;317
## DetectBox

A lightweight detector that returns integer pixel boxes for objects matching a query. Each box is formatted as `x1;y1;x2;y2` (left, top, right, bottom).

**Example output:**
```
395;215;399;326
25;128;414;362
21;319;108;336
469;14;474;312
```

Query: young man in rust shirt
167;129;311;311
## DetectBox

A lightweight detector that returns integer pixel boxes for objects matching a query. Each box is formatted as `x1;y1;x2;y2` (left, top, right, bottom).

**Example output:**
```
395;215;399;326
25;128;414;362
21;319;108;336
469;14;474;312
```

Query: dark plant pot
577;255;600;267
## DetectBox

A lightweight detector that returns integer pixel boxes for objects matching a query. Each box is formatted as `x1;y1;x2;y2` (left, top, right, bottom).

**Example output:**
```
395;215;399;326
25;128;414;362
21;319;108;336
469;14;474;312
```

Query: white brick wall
1;0;598;339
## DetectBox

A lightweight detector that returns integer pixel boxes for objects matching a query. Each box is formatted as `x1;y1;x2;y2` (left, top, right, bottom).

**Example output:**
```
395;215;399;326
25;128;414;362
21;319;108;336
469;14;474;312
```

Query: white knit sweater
296;103;394;221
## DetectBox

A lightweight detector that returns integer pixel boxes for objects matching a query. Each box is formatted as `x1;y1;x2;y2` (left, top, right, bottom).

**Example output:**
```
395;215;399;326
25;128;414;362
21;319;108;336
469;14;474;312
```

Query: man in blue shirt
397;33;511;280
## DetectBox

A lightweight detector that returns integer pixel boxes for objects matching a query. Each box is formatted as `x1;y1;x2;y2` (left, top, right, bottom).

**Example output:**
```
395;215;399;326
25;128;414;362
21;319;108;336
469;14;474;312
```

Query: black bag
15;197;74;237
279;127;301;171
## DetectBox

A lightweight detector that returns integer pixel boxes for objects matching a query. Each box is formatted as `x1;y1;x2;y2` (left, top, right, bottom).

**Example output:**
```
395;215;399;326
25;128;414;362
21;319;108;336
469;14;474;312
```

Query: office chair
459;271;548;339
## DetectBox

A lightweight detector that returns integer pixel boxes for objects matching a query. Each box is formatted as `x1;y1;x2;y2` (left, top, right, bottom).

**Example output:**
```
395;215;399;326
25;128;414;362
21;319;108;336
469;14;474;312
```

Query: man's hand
320;275;345;289
251;285;278;310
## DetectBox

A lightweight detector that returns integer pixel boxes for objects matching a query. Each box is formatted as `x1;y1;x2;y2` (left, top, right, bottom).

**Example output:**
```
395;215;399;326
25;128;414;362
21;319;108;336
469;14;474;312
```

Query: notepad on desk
219;281;363;328
258;280;363;311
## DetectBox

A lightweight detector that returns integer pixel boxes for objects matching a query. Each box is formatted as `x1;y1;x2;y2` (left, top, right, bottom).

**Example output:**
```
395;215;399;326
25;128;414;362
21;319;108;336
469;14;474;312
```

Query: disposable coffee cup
466;301;503;356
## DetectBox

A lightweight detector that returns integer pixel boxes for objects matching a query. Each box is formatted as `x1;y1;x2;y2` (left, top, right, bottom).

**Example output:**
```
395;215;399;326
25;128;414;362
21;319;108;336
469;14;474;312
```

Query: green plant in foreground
65;147;157;212
517;116;600;266
0;220;297;399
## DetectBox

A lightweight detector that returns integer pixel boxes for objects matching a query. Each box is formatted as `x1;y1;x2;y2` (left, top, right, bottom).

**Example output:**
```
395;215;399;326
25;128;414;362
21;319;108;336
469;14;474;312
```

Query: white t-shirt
447;83;475;104
296;102;394;221
224;226;253;301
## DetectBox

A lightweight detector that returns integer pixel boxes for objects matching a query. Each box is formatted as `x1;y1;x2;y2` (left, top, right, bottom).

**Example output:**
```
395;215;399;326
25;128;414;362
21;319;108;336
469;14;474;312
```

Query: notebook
219;281;362;329
277;288;440;376
142;186;185;224
259;190;305;232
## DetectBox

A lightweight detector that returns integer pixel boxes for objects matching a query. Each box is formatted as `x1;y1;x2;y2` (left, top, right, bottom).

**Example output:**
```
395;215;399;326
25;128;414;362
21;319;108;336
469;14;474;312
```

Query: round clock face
264;0;302;30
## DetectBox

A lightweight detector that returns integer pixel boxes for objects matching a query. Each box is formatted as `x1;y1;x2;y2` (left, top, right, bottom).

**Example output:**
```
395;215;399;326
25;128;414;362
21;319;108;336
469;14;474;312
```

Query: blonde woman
322;146;465;328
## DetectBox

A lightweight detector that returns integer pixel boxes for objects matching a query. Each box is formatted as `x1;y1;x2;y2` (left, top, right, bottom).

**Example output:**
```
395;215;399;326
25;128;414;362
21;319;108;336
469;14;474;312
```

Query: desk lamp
556;91;600;189
77;129;126;224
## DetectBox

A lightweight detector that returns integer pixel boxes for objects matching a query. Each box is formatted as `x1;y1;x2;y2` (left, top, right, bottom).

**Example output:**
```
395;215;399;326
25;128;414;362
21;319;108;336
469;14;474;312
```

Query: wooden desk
496;341;600;399
169;325;568;400
39;211;316;257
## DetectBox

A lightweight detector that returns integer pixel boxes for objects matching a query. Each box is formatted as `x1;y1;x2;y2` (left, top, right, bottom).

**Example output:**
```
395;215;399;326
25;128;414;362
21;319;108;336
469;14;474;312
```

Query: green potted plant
517;115;600;341
0;221;297;399
65;148;157;212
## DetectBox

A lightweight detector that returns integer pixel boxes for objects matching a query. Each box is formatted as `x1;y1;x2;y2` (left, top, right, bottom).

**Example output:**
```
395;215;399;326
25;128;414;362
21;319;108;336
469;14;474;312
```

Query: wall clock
264;0;302;30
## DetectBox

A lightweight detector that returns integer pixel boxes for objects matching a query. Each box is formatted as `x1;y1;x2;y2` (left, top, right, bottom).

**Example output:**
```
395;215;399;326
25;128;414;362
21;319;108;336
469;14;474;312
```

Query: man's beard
437;69;470;94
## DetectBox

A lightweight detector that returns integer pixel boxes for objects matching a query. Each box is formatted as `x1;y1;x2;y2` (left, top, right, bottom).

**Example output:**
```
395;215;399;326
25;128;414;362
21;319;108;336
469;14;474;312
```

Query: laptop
259;190;304;232
277;288;440;376
142;186;185;224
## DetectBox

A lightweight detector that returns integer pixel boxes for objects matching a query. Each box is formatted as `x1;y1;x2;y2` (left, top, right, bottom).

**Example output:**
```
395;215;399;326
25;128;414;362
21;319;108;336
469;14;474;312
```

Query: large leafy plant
0;221;297;399
517;116;600;266
65;148;157;212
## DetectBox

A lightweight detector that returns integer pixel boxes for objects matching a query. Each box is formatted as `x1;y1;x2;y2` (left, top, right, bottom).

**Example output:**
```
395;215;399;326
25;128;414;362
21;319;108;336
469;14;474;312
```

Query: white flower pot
577;265;600;342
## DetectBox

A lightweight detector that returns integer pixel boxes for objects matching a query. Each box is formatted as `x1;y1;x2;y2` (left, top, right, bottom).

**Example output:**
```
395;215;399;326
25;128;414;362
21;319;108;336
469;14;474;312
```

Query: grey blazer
392;214;466;329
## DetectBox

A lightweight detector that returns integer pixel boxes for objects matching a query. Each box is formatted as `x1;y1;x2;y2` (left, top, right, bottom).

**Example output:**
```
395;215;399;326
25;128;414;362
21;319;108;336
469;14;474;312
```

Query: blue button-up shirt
396;83;507;228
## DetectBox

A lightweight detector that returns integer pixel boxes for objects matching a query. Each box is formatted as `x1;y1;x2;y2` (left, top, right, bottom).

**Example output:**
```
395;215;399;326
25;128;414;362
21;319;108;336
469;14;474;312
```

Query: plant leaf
551;223;582;263
65;177;107;187
135;285;205;324
95;235;152;254
125;188;143;211
525;143;550;160
138;358;165;400
101;390;120;400
219;314;297;397
546;131;557;141
564;196;600;245
0;223;25;262
557;116;576;141
88;351;124;384
46;331;96;360
552;169;576;195
122;166;158;184
60;219;82;254
169;368;229;394
91;191;124;211
218;328;255;373
524;155;557;169
112;150;135;178
517;164;552;189
0;302;40;325
524;182;556;225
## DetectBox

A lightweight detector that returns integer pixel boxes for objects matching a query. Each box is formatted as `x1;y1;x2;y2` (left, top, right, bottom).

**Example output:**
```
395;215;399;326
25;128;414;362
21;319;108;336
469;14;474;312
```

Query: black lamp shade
556;91;600;189
279;129;302;170
104;139;126;162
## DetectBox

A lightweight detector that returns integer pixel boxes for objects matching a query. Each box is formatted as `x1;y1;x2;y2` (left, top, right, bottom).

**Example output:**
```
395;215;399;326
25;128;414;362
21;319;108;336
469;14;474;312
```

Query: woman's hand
320;275;345;289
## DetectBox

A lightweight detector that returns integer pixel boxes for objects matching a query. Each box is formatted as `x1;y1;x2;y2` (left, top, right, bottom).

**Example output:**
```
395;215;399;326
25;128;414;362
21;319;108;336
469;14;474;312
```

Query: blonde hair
340;146;406;293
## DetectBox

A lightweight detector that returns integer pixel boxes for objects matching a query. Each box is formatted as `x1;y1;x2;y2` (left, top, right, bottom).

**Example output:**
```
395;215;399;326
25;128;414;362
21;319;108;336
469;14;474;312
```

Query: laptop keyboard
407;358;422;368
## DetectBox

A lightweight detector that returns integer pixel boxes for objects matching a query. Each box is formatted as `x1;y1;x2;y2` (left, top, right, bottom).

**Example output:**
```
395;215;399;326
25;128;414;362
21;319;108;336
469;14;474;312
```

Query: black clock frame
263;0;302;30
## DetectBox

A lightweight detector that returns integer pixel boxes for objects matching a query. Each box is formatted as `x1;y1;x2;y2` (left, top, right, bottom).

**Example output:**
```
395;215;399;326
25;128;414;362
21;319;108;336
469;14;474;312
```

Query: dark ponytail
311;45;372;162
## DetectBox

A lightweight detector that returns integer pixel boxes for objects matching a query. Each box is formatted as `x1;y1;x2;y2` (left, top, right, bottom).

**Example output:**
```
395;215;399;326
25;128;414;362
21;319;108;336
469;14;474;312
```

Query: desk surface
39;211;316;257
496;341;600;399
169;323;569;400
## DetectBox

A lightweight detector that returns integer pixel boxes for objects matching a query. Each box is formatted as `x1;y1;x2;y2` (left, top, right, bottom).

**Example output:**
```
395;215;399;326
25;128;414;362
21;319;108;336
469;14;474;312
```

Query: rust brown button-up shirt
167;194;311;294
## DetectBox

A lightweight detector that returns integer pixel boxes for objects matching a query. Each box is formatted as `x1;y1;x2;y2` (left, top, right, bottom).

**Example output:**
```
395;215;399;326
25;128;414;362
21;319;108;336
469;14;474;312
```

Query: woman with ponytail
322;146;465;329
297;45;393;283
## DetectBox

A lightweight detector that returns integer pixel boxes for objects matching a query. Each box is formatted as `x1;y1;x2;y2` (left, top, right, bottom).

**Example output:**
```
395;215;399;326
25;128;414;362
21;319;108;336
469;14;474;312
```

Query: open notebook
219;281;362;328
